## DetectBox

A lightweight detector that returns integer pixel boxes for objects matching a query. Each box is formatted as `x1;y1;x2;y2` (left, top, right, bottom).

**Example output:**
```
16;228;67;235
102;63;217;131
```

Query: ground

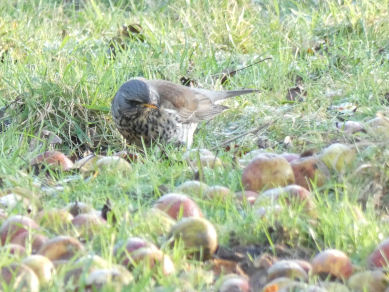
1;0;389;291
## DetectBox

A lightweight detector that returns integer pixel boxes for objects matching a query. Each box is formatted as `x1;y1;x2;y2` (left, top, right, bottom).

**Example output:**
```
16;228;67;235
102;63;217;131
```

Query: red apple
154;193;202;220
0;243;26;256
311;249;353;279
114;237;158;267
0;215;39;245
11;231;48;254
367;238;389;268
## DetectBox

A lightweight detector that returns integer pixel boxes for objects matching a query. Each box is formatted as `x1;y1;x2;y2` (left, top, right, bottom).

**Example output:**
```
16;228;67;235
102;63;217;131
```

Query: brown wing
145;80;227;123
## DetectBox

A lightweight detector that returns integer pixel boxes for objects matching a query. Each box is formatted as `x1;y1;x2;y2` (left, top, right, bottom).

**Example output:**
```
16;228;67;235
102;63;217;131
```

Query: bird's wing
146;80;227;123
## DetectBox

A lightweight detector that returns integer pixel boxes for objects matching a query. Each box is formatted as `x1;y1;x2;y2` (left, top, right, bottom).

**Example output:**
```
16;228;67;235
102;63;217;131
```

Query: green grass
1;0;389;291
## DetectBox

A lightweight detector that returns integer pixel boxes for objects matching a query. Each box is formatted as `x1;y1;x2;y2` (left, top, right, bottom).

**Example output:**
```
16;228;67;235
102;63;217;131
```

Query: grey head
111;79;159;118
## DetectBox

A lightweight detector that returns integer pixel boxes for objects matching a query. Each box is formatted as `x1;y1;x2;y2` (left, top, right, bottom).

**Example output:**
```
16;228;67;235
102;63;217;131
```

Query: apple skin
1;263;40;292
37;236;85;261
234;191;259;206
348;270;389;292
154;193;203;220
267;260;308;281
204;186;232;200
21;255;55;286
311;249;353;279
0;243;26;256
168;217;218;261
34;209;73;233
367;238;389;268
241;153;295;192
318;143;356;173
290;156;330;190
29;150;73;171
0;215;39;245
175;181;209;197
71;213;106;238
10;231;48;254
127;247;175;275
219;275;250;292
255;185;316;218
114;237;157;267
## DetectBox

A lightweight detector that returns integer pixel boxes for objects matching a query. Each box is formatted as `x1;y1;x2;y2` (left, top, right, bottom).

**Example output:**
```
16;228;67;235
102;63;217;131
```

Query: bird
111;78;259;148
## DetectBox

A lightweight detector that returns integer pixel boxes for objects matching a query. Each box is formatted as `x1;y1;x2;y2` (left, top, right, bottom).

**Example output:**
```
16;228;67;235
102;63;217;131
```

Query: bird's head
112;79;159;117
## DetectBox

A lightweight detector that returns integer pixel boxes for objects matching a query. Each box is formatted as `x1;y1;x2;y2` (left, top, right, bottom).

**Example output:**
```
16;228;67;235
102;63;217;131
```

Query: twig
211;122;273;150
213;57;272;77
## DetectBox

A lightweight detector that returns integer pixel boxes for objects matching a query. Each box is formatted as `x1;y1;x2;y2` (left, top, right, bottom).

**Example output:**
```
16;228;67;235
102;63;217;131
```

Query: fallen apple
203;186;232;200
0;215;39;245
96;156;132;173
125;247;175;275
290;156;330;190
71;213;106;238
114;237;158;267
241;153;295;192
1;263;40;292
234;190;259;206
311;249;353;279
85;268;133;292
21;255;55;287
267;260;308;281
38;235;85;261
73;154;104;173
34;209;73;234
168;217;218;261
154;193;203;220
219;274;250;292
0;243;26;257
348;270;389;292
175;181;209;197
29;150;73;171
367;238;389;268
318;143;356;173
10;231;48;254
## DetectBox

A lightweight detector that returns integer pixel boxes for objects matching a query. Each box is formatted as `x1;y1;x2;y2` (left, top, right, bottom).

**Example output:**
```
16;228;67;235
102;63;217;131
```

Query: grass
1;0;389;290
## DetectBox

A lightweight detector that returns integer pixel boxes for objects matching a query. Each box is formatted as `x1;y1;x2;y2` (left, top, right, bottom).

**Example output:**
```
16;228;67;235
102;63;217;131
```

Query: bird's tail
191;88;260;102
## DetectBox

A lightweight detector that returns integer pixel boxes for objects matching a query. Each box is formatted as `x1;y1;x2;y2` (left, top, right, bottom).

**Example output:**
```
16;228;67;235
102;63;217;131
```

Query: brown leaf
28;129;62;151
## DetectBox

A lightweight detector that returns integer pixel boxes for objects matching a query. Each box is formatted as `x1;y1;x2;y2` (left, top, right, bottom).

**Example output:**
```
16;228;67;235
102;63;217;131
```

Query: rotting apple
290;156;330;190
241;153;295;192
167;217;218;261
29;150;73;172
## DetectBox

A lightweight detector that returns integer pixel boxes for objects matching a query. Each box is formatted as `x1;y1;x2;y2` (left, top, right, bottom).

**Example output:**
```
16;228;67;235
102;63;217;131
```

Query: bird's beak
142;103;159;109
